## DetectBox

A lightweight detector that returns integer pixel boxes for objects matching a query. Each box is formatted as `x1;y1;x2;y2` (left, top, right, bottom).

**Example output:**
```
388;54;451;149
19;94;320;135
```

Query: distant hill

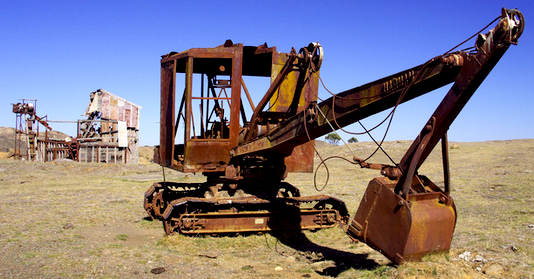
0;126;70;152
314;139;328;148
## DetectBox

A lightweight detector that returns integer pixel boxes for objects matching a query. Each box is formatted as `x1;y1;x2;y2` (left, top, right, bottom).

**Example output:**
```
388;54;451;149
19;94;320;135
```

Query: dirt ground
0;140;533;278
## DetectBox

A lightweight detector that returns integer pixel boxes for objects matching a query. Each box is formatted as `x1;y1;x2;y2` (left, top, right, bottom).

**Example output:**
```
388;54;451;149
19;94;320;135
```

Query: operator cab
155;40;319;174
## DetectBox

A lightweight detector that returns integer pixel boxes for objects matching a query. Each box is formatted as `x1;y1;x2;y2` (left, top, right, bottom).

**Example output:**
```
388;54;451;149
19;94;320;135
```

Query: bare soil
0;139;533;278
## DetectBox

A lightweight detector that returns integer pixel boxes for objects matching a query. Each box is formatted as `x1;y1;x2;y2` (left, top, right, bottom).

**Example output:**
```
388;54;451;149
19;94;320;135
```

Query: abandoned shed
13;89;141;164
77;89;142;164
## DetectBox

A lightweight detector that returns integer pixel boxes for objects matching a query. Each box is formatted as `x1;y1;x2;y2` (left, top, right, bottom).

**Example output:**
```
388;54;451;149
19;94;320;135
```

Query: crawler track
144;181;349;235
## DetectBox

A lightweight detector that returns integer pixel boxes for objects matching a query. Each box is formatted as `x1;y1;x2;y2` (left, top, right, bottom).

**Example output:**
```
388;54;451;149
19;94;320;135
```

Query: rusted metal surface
146;8;523;265
347;176;456;265
345;8;523;264
397;8;524;193
144;181;206;220
12;90;141;163
167;207;339;234
162;194;349;235
156;40;319;174
234;58;464;157
272;44;320;173
158;42;245;173
144;180;349;234
13;100;80;162
234;9;523;160
12;99;52;161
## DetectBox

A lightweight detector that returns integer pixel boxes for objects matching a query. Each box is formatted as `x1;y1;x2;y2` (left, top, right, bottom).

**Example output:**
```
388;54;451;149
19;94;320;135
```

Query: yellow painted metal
268;52;320;172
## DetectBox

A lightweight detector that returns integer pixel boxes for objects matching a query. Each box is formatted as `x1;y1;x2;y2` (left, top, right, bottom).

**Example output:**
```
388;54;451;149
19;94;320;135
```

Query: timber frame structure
11;89;141;164
77;89;142;164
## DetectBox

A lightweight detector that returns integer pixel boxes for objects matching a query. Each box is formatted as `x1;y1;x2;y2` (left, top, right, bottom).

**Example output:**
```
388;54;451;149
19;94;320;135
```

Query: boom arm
234;56;463;157
146;8;524;265
396;8;524;196
234;9;524;172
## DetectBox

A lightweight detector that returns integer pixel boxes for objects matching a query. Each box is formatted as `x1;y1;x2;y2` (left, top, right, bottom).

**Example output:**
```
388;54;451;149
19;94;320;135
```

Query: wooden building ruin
12;89;141;164
77;89;141;164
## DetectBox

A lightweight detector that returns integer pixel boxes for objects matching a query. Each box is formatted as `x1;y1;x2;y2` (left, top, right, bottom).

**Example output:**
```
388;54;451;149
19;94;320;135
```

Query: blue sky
1;0;532;146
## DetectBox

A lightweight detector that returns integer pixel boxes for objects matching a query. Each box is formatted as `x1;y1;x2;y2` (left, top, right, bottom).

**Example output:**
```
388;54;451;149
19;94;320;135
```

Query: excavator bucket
346;176;456;265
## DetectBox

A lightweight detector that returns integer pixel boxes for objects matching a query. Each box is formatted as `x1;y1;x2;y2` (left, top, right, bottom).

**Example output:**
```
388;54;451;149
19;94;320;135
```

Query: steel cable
299;13;501;191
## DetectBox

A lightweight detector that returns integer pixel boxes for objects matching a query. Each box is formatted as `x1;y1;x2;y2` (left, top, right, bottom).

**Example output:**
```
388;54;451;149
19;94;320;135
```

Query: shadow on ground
270;231;381;277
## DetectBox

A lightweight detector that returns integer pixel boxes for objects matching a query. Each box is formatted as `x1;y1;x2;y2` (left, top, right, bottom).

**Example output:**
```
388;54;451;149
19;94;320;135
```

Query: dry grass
0;140;533;278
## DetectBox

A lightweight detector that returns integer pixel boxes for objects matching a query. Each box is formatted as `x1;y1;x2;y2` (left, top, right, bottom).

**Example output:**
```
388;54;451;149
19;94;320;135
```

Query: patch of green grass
420;251;451;263
296;267;314;273
20;252;38;259
372;265;395;277
137;219;161;229
46;253;62;259
116;234;128;241
57;237;76;243
136;259;148;264
343;265;396;279
1;140;533;278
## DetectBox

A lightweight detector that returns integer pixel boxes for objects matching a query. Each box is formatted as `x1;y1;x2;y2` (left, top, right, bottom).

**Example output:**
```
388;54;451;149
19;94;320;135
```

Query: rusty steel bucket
346;176;456;265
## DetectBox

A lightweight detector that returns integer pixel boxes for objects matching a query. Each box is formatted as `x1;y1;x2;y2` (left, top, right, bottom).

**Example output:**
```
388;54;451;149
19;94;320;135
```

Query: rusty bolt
183;219;192;229
327;214;335;224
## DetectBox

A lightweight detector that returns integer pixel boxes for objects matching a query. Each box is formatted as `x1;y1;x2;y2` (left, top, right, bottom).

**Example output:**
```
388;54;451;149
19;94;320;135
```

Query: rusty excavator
144;8;524;264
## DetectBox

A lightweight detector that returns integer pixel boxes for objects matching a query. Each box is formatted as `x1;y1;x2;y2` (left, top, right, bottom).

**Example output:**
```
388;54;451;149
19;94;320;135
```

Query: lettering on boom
381;70;415;95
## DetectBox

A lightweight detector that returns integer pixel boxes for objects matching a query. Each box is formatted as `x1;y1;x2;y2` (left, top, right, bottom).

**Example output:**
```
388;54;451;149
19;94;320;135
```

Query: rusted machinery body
147;41;348;234
145;181;348;234
12;99;55;161
145;8;523;265
155;40;318;173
